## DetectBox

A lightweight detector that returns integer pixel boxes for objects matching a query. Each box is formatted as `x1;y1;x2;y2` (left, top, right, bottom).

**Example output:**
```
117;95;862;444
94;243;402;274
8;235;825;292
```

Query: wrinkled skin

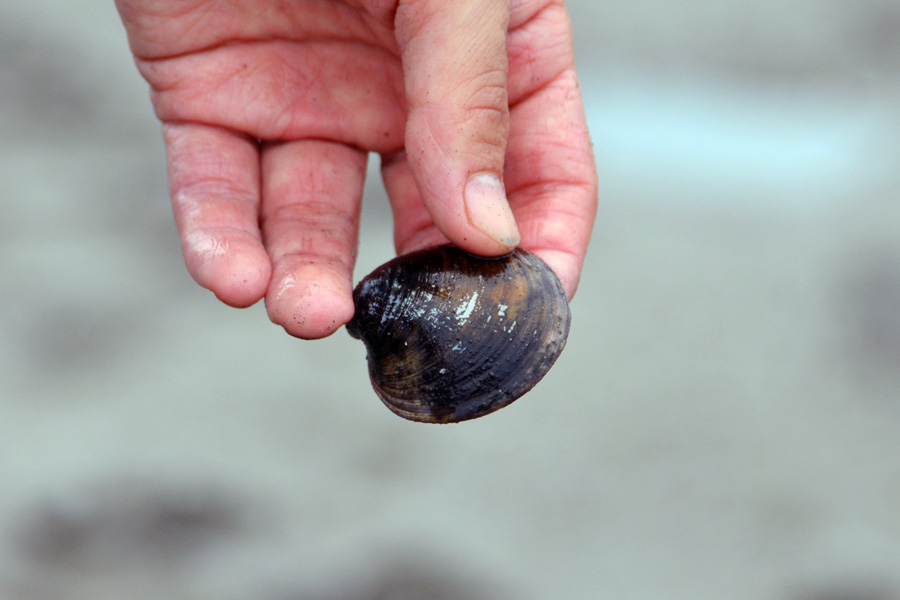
115;0;597;339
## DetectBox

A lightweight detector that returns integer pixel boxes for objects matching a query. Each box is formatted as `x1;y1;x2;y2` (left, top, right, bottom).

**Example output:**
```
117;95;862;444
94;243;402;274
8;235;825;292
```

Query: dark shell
346;245;571;423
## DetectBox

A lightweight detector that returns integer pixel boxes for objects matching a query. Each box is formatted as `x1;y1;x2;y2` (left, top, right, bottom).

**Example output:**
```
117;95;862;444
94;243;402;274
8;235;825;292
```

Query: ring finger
260;140;367;339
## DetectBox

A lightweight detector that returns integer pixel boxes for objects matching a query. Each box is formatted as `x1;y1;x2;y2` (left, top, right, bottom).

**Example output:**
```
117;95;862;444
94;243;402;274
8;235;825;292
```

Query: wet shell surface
346;245;571;423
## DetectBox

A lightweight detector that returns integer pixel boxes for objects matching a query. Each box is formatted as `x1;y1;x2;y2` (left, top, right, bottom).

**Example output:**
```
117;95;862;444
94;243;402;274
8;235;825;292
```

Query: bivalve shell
347;245;571;423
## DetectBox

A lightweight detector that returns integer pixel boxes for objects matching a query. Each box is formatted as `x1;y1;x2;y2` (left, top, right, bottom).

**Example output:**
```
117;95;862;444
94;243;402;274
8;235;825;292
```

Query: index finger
504;2;598;299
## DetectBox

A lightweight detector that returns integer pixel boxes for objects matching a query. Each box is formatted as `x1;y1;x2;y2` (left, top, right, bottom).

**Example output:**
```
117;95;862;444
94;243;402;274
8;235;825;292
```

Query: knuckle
459;71;510;161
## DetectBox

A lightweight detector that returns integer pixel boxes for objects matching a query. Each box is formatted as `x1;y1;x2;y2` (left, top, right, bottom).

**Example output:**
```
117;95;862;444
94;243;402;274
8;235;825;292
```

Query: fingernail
464;172;520;247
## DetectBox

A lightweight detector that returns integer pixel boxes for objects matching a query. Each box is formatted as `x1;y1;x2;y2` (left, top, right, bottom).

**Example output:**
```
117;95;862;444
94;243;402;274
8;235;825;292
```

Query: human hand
115;0;597;339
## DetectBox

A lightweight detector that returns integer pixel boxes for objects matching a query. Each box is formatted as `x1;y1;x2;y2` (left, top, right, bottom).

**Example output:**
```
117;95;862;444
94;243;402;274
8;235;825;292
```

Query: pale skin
115;0;598;339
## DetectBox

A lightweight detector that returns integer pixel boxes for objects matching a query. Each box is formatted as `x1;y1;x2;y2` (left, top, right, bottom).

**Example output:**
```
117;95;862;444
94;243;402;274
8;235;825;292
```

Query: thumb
395;0;519;256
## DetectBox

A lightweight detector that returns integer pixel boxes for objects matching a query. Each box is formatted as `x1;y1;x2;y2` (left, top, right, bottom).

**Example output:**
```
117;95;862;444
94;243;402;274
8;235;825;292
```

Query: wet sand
2;1;900;598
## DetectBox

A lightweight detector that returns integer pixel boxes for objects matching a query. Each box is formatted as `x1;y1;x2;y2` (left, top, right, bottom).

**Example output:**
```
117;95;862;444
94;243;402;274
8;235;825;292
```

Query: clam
347;245;571;423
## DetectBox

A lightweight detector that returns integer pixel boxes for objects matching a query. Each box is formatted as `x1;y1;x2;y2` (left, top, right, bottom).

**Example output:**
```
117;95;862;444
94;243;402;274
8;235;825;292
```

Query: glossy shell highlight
347;245;571;423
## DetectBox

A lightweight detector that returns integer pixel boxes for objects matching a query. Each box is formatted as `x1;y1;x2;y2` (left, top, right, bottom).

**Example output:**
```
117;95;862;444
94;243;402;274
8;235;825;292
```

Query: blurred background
2;0;899;598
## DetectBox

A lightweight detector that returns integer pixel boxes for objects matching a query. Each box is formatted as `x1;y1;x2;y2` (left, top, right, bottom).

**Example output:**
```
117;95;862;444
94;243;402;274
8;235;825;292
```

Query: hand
115;0;597;339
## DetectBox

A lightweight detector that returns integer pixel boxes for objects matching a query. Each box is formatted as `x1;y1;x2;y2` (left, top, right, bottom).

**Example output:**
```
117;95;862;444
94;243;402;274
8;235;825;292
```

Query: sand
2;1;899;598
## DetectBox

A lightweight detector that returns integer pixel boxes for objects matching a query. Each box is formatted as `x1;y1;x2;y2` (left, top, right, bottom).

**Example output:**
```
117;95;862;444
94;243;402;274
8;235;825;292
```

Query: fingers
260;140;366;340
381;152;449;255
503;5;598;300
163;123;271;308
395;0;520;257
390;1;597;299
164;124;366;337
